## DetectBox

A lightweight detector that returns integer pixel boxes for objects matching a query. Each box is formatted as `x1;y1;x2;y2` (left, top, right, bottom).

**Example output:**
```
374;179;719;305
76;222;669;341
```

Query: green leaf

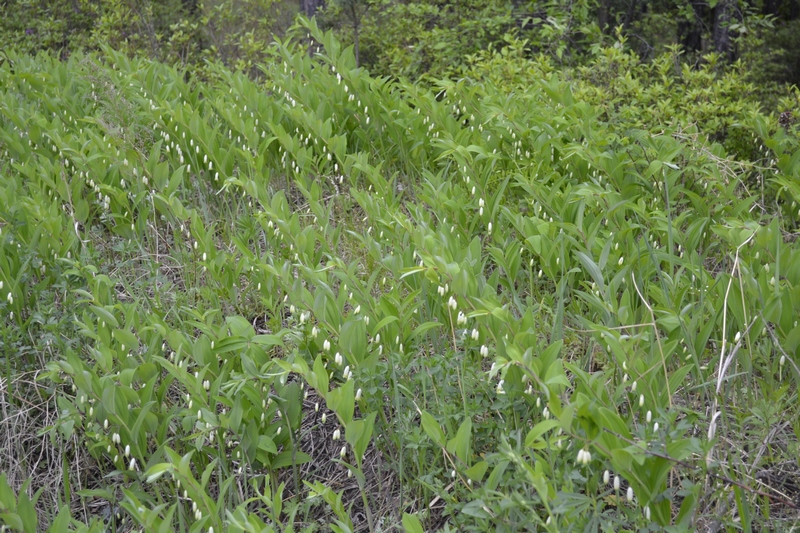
340;318;366;364
258;435;277;455
420;410;446;447
90;305;119;328
465;461;489;482
399;266;426;280
446;417;472;463
525;419;560;449
251;334;284;348
314;355;329;396
461;499;492;519
0;513;23;531
409;321;443;341
402;513;424;533
144;463;173;484
345;412;377;466
371;315;399;332
0;474;15;511
327;380;355;425
112;328;139;353
49;505;72;532
16;489;37;533
575;251;605;291
270;451;312;469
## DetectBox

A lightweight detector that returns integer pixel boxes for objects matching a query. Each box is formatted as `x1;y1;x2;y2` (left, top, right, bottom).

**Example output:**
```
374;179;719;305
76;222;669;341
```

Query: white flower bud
627;486;634;502
332;429;340;441
614;476;621;491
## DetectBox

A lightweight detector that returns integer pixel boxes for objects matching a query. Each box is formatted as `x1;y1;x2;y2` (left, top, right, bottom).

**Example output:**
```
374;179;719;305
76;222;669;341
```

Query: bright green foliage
320;0;517;78
458;29;800;162
1;16;800;532
0;0;298;76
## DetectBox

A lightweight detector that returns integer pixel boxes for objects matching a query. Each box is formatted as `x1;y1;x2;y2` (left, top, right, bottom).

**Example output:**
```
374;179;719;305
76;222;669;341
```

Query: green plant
1;17;799;532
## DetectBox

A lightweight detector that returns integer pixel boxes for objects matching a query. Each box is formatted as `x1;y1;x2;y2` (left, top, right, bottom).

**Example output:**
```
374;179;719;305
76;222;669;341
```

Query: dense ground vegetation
1;2;800;532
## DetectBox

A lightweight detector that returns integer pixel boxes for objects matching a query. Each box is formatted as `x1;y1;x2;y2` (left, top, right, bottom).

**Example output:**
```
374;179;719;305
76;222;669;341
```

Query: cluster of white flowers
576;449;592;465
446;295;457;310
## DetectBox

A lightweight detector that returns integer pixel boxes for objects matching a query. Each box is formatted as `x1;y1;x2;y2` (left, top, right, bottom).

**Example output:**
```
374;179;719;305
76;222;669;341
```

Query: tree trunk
181;0;198;15
302;0;325;18
678;1;706;55
622;0;640;30
713;0;737;61
597;0;610;34
354;21;359;67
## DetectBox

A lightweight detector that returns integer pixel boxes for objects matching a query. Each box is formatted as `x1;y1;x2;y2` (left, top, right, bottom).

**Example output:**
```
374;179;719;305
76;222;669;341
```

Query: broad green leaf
525;419;560;449
446;417;472;463
420;410;446;447
402;513;424;533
